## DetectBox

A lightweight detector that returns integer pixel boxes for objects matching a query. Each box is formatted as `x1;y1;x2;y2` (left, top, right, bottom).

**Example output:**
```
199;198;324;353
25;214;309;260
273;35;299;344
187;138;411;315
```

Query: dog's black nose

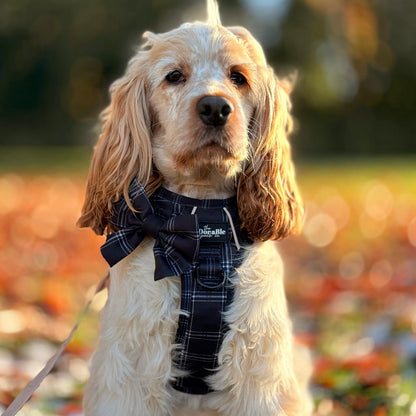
197;96;233;127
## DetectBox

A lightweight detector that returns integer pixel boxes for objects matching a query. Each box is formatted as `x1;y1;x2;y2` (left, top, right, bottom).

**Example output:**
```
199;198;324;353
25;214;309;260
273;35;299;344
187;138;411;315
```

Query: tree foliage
0;0;414;153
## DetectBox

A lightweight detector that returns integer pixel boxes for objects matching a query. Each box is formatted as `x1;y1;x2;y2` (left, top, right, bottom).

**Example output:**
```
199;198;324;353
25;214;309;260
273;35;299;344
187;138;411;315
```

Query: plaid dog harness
101;180;252;395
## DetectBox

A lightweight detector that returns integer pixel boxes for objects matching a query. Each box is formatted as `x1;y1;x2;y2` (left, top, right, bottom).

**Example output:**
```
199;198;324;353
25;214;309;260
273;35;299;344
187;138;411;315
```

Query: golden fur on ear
228;25;303;241
227;26;267;67
237;69;303;242
77;47;159;235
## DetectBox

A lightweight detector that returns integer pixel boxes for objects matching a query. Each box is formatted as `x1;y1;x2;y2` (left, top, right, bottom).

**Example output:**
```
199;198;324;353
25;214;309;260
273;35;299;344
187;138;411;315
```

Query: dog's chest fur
103;230;288;392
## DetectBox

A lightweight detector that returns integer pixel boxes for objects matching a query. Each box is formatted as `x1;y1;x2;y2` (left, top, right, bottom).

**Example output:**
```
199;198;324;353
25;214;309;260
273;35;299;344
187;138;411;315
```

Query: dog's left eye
230;72;247;87
165;70;185;84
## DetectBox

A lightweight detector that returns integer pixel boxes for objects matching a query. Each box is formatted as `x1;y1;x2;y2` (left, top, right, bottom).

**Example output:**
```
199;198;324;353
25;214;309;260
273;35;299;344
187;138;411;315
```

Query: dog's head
78;0;303;241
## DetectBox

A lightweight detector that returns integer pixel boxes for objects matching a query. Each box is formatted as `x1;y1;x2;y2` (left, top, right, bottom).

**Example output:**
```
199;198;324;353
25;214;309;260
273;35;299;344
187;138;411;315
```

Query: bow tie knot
100;179;200;280
142;213;164;239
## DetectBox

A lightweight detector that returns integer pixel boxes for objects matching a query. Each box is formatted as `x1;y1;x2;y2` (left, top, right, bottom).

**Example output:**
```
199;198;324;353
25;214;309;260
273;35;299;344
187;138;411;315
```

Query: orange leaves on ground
1;162;416;415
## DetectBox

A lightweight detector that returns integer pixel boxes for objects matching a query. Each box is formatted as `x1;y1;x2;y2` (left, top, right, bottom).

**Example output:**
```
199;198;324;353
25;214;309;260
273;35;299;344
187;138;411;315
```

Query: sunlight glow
304;213;337;247
408;217;416;248
0;310;25;334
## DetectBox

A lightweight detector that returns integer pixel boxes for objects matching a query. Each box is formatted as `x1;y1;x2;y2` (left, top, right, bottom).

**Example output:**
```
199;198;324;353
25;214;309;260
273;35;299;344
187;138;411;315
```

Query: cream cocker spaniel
78;1;312;415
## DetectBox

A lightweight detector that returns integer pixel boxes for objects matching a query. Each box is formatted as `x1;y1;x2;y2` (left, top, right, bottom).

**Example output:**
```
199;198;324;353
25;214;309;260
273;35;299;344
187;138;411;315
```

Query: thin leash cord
1;271;110;416
223;207;241;251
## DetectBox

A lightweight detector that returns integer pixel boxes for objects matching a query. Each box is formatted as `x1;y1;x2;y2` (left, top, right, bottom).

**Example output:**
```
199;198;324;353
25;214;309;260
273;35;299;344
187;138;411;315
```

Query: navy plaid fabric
151;187;251;395
101;179;200;280
101;182;252;395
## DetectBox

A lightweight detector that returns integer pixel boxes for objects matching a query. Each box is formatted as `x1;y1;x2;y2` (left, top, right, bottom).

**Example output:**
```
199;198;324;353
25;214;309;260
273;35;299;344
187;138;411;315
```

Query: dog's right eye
165;70;185;84
230;71;247;87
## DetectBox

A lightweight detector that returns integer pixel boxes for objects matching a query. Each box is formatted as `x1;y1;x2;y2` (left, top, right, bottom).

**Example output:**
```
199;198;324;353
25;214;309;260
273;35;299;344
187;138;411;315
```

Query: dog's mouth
197;128;247;157
199;139;247;166
173;135;247;180
201;139;232;154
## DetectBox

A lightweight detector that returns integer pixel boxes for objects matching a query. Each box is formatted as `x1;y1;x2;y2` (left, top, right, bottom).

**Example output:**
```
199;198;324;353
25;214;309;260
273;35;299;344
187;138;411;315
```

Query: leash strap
2;271;110;416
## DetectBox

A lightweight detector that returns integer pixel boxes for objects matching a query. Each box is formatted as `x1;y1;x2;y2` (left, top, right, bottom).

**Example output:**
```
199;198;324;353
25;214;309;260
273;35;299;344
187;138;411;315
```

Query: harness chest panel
150;187;251;395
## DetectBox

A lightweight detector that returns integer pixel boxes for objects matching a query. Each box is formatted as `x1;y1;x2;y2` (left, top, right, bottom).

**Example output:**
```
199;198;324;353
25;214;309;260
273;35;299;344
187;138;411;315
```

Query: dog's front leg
83;242;181;416
207;242;311;416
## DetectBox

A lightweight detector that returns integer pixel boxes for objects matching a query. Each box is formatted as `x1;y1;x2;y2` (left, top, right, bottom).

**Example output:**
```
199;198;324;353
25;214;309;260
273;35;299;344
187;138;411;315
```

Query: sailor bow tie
100;179;199;280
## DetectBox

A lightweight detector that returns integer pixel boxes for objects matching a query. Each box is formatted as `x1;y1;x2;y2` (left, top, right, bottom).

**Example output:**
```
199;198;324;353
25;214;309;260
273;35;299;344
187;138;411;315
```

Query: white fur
84;242;312;415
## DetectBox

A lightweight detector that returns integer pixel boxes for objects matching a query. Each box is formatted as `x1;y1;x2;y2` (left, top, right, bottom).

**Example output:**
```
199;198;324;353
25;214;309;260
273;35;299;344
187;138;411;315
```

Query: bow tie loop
100;179;200;280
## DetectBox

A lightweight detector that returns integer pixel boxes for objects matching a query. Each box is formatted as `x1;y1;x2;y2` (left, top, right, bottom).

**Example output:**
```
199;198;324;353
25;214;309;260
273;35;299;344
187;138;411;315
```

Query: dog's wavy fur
79;1;312;414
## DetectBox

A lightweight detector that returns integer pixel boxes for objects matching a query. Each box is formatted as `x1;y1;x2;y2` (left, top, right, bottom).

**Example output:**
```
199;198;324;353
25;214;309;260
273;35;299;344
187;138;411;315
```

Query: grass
0;146;92;174
1;145;415;177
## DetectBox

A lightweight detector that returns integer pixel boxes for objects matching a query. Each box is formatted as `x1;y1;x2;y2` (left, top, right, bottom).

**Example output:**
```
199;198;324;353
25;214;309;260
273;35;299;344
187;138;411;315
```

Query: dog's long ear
231;29;303;241
238;72;303;241
227;26;267;66
77;45;156;235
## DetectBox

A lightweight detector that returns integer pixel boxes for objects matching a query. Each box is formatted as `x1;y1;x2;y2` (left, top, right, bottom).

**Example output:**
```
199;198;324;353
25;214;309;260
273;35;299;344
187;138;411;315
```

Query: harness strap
171;203;248;395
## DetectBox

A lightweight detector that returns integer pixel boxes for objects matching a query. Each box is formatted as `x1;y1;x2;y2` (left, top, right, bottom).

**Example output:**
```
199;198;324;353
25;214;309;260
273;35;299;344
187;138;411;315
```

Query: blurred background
1;0;415;153
1;1;415;415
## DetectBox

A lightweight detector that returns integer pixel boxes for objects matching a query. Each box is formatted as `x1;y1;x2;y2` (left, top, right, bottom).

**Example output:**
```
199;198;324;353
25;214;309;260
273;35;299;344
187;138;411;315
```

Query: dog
78;1;312;415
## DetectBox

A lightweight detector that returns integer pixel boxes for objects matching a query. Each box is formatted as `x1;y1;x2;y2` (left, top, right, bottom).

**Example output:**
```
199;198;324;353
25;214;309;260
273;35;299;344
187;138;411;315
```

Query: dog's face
146;24;259;188
78;5;303;241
